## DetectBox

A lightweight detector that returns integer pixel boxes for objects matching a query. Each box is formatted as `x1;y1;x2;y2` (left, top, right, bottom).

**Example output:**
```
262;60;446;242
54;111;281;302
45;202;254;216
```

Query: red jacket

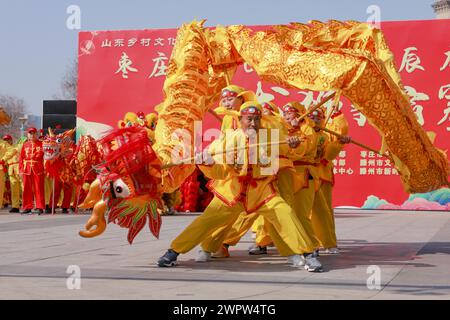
19;140;44;175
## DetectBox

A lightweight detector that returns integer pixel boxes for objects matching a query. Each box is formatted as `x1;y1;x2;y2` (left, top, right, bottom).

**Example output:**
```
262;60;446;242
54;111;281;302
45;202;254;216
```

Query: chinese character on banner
256;81;275;104
167;37;176;46
339;159;346;166
437;84;450;130
376;160;384;166
368;168;375;175
148;52;168;78
368;152;376;158
339;168;346;175
405;86;430;126
154;38;164;46
114;39;125;47
101;39;112;48
392;168;398;175
360;168;367;175
244;63;254;73
376;168;383;175
332;159;338;166
128;38;138;47
360;159;367;166
360;151;367;158
115;52;138;79
298;91;334;110
384;168;391;175
297;91;315;108
384;159;391;166
440;51;450;72
333;168;338;174
346;168;354;175
351;106;367;127
339;151;346;158
271;86;290;97
399;47;425;73
368;159;376;166
140;38;151;46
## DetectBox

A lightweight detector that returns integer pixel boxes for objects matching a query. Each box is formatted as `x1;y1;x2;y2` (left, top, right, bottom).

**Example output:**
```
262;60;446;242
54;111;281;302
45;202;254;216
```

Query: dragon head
43;128;75;161
79;127;163;244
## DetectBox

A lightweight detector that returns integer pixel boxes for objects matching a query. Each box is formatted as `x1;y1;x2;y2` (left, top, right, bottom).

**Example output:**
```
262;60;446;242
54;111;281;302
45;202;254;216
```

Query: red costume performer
19;127;45;213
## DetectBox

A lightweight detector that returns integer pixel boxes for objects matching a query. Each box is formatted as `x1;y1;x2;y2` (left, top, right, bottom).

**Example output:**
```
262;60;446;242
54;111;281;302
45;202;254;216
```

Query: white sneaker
195;250;211;262
324;247;340;254
304;254;324;272
287;254;306;267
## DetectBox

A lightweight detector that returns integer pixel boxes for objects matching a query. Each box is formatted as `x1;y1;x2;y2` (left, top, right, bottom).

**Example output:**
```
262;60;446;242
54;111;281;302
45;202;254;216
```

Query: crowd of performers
1;83;351;272
157;84;352;273
0;114;195;216
0;128;83;214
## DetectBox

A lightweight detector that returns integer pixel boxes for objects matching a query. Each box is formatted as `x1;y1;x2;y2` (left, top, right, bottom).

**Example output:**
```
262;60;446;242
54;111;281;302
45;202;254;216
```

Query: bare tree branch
0;94;28;140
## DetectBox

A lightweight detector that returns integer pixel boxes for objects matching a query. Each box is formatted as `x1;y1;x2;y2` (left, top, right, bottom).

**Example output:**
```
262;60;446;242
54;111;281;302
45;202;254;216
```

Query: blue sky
0;0;437;115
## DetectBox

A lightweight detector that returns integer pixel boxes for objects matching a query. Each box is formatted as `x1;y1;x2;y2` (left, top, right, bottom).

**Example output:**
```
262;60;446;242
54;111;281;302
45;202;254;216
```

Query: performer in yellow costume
235;101;323;254
308;108;351;254
208;100;297;257
213;85;257;133
157;102;324;272
1;135;22;212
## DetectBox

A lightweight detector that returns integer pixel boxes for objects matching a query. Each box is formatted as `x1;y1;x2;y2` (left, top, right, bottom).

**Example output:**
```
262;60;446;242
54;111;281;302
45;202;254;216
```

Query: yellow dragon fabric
154;20;449;193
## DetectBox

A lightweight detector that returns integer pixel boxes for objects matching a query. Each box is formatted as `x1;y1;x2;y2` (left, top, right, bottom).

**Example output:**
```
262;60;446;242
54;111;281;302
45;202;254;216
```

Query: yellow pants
219;173;321;250
9;174;21;208
0;171;5;207
245;181;322;252
215;168;294;248
171;195;315;256
311;182;337;248
44;176;52;206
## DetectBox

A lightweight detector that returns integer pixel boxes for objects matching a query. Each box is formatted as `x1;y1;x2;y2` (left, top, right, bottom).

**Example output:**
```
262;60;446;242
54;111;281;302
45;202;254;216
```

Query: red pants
22;173;45;210
49;179;73;209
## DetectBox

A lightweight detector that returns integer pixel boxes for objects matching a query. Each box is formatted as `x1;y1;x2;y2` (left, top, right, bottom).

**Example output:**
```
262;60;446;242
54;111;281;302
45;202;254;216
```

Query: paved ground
0;208;449;300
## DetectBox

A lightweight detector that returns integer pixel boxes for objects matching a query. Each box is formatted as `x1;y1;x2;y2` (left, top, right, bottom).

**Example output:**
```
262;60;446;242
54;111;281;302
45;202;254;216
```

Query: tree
0;94;28;140
54;58;78;100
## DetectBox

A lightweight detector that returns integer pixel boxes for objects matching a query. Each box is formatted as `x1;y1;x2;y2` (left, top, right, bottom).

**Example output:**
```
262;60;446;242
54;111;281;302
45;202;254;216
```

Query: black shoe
62;208;69;214
312;249;320;257
21;209;32;214
45;208;52;214
157;249;179;267
35;209;44;215
9;208;20;213
248;245;267;255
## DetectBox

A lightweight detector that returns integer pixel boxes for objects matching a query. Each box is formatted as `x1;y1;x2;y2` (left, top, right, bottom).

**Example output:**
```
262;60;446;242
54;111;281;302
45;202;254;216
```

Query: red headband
282;105;298;114
240;106;261;116
221;89;239;98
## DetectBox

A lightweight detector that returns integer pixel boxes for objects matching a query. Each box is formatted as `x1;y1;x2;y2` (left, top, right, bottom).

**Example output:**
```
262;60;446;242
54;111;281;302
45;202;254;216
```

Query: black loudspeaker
42;100;77;135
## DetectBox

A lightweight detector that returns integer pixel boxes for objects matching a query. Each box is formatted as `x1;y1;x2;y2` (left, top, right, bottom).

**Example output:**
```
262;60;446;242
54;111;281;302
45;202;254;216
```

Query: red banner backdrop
77;19;450;210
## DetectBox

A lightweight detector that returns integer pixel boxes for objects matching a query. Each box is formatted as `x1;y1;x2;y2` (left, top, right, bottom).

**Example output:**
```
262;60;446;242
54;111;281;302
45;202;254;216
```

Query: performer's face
27;132;37;141
221;96;243;110
308;110;325;126
240;115;261;132
283;111;298;123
